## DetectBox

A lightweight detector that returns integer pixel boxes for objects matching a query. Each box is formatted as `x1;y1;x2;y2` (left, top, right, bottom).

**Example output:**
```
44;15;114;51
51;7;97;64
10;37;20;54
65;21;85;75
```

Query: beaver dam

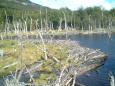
0;38;107;86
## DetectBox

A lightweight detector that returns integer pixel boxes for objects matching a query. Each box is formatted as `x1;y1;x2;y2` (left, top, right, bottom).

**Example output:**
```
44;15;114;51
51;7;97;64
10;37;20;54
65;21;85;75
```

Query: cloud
30;0;115;10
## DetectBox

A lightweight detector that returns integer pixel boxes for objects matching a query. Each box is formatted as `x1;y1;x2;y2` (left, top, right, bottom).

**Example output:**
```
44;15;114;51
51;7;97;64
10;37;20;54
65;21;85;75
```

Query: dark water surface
0;34;115;86
68;34;115;86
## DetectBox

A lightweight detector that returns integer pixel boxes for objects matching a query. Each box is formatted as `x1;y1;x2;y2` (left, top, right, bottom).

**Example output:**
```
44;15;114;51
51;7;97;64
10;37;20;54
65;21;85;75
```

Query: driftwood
53;40;106;86
2;62;18;69
3;40;106;86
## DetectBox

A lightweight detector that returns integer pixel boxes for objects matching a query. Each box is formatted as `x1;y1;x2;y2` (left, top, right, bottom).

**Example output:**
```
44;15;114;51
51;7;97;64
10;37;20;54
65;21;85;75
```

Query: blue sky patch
30;0;115;10
106;0;115;3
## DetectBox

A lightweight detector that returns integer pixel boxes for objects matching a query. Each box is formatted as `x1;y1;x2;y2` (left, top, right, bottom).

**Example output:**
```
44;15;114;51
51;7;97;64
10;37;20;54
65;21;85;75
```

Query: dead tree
62;11;67;30
4;10;10;34
40;9;43;31
30;17;33;32
62;11;68;39
71;11;73;30
58;17;62;31
88;15;91;32
45;8;48;31
35;19;48;60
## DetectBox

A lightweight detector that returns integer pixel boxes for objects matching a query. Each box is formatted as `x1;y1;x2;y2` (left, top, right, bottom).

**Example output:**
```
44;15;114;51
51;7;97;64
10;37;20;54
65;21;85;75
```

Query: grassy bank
0;39;73;85
0;39;106;85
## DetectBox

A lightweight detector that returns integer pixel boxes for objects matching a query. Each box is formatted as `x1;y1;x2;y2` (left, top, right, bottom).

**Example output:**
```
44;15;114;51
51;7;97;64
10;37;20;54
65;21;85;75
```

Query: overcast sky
30;0;115;10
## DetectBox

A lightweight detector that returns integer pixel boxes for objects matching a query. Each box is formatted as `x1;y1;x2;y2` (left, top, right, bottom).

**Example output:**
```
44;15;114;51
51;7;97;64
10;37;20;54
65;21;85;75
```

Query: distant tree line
0;6;115;32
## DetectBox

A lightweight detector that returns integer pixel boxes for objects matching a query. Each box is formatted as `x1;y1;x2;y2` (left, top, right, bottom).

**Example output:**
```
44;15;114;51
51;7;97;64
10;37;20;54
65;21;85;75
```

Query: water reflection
68;34;115;86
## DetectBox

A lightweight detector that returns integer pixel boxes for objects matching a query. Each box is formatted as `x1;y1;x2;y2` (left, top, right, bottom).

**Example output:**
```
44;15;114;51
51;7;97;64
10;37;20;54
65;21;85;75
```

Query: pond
0;33;115;86
68;34;115;86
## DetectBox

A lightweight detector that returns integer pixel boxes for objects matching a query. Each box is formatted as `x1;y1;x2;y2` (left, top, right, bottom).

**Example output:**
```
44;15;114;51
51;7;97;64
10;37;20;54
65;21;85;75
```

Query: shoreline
56;40;107;85
0;29;115;40
0;39;107;85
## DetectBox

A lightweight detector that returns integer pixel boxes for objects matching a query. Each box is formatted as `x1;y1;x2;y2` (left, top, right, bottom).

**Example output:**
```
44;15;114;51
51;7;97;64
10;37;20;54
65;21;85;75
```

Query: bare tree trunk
30;17;32;31
99;21;101;29
62;11;68;39
24;20;27;33
0;34;3;40
82;25;84;32
88;15;91;32
94;19;96;29
51;22;54;30
49;22;51;30
58;17;62;31
36;19;47;60
45;8;48;31
38;31;47;60
71;11;73;30
4;10;9;34
40;9;43;31
13;22;16;34
73;16;75;29
63;11;67;30
101;9;104;29
108;19;112;39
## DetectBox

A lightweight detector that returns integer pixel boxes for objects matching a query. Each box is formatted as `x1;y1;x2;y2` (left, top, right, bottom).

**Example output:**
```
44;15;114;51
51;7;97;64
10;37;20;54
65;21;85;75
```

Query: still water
0;34;115;86
68;34;115;86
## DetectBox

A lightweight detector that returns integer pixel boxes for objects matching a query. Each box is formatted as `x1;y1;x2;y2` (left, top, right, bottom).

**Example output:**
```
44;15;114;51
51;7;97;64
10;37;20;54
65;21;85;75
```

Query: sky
30;0;115;10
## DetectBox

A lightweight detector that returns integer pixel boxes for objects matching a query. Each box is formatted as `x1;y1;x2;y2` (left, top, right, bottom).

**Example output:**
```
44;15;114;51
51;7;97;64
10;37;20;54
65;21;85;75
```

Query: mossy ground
0;39;71;84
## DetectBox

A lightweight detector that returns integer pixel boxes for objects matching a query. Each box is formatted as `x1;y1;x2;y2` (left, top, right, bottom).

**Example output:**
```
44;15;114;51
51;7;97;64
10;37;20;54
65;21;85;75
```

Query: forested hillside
0;0;115;32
